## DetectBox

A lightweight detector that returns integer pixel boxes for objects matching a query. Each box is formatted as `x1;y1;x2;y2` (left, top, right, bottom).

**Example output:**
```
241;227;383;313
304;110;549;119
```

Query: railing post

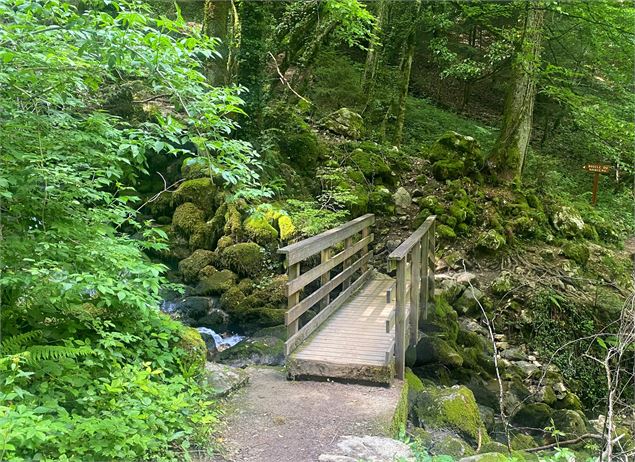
409;243;421;346
429;220;436;303
287;262;301;340
395;259;407;380
342;237;354;290
361;227;370;272
420;232;429;320
320;248;332;309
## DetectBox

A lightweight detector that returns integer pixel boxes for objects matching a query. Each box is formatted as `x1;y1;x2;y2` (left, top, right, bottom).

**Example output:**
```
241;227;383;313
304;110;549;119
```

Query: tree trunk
490;3;545;183
203;0;231;85
393;0;420;147
361;0;387;107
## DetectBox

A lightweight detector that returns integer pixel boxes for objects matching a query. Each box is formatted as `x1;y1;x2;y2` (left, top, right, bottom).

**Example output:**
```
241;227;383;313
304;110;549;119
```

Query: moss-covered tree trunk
489;3;545;183
393;0;420;147
203;0;231;85
361;0;387;101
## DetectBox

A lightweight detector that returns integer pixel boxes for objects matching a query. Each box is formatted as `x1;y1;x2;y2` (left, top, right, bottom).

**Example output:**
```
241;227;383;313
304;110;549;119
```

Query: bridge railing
387;215;436;379
278;213;375;356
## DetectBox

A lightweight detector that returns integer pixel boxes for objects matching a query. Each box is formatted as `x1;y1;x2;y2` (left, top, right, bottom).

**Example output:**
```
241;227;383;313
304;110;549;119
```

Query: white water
160;300;179;313
197;327;244;351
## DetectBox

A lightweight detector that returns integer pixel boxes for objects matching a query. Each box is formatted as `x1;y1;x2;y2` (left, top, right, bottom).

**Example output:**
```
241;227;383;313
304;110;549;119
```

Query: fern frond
24;345;93;364
1;331;42;355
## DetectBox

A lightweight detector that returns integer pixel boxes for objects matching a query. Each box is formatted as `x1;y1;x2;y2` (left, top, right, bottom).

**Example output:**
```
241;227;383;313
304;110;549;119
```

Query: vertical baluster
395;259;407;380
361;227;370;272
409;243;420;346
342;237;354;290
429;220;436;304
420;231;429;320
320;248;332;309
287;262;300;344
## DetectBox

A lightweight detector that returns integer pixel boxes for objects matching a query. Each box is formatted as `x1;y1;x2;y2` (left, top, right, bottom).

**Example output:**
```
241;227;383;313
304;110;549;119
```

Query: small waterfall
197;327;244;351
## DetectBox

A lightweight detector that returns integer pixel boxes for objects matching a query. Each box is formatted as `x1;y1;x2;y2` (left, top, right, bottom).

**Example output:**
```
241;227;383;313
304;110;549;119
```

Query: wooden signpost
582;163;611;206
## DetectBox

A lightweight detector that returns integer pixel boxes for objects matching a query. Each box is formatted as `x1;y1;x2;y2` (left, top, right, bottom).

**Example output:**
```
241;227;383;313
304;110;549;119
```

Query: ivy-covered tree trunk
203;0;231;84
236;1;273;130
393;0;420;147
490;3;545;183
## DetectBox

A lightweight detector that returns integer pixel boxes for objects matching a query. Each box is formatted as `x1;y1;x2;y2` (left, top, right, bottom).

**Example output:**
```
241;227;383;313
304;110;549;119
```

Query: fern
24;345;93;364
0;330;42;355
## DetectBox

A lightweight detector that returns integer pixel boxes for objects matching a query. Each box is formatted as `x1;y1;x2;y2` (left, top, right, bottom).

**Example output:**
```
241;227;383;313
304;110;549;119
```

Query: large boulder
321;108;363;139
176;326;207;374
476;230;506;252
218;334;284;367
349;148;393;185
194;268;237;295
319;436;414;462
172;177;218;212
412;385;489;444
178;249;217;283
454;287;485;317
562;241;590;266
551;206;585;237
169;296;219;324
415;334;463;367
393;187;412;212
221;243;265;278
511;403;553;432
243;215;279;245
428;132;484;181
202;362;249;398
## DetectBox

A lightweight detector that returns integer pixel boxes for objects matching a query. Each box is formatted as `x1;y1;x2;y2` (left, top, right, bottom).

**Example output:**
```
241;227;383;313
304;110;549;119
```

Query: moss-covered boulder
437;224;457;240
218;335;285;367
457;454;509;462
278;127;322;174
490;272;513;296
415;334;463;367
553;391;583;411
551;410;588;438
223;202;242;239
321;108;363;139
551;206;585;238
476;230;506;251
420;297;459;343
222;243;265;278
194;268;237;295
173;177;217;212
243;215;278;245
349;148;394;185
181;157;213;180
511;403;553;431
428;132;484;181
562;242;590;266
176;326;206;374
412;384;489;444
173;202;205;236
369;186;395;215
278;215;297;241
178;249;217;283
432;158;465;181
413;428;475;459
454;287;485;317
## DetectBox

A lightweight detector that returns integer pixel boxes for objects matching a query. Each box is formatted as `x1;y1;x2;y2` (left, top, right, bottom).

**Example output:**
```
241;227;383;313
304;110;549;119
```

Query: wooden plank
429;224;436;300
285;252;371;325
388;216;436;261
294;350;386;361
286;263;300;338
386;309;395;333
278;214;375;266
395;259;407;380
286;235;373;296
320;247;332;309
409;241;421;347
342;236;354;290
305;337;392;348
385;340;395;364
420;234;429;320
284;268;372;355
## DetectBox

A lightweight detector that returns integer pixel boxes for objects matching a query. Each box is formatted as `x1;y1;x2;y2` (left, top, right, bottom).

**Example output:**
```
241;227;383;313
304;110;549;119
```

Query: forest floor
204;367;404;462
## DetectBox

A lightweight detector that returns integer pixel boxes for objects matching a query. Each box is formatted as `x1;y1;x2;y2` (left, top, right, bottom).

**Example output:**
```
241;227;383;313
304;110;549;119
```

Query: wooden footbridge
278;214;436;384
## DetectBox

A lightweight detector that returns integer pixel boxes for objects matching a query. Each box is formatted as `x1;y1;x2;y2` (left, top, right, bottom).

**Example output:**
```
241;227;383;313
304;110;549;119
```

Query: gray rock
459;454;509;462
197;308;230;332
386;239;401;252
178;249;216;283
393;187;412;211
318;436;414;462
454;287;484;316
170;296;219;322
500;347;526;360
459;318;489;337
321;108;363;139
202;361;249;398
439;278;464;303
478;404;495;432
552;206;585;237
456;272;478;287
218;336;284;368
512;360;539;378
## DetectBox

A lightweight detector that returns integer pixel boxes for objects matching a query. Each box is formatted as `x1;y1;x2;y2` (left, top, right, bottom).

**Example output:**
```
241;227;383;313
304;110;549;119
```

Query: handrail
279;214;375;356
387;215;436;380
278;213;375;266
388;216;436;261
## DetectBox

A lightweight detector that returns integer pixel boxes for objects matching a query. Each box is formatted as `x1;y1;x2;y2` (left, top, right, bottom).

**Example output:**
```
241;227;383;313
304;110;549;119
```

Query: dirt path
204;366;404;462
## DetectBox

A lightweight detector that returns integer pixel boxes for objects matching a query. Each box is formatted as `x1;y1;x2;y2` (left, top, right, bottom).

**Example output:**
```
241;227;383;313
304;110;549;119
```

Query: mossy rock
511;403;553;431
178;249;217;283
243;215;278;245
476;230;506;252
218;335;284;367
181;157;213;180
216;235;233;251
278;128;322;174
551;206;585;238
369;186;395;215
553;391;583;411
321;108;363;139
477;441;508;454
278;215;297;241
432;158;465;181
510;433;536;450
415;334;463;368
551;409;588;438
221;243;265;278
562;241;590;266
490;272;513;296
457;454;510;462
421;297;459;343
437;224;457;240
220;286;246;313
454;287;485;317
173;202;205;236
349;148;393;185
173;178;217;212
195;268;237;295
176;326;206;374
231;307;286;334
224;202;242;239
412;384;489;444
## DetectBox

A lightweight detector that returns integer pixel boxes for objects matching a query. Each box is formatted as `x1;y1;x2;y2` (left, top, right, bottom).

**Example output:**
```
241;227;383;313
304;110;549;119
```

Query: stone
195;269;237;295
176;326;207;374
454;287;485;316
554;391;583;411
460;318;489;337
321;108;364;139
318;436;414;462
456;272;478;287
393;187;412;211
552;206;585;237
197;308;230;332
439;278;464;303
458;454;509;462
172;202;206;236
221;243;265;278
476;230;506;252
412;384;489;444
562;241;590;266
277;215;296;241
512;360;539;378
369;186;395;215
478;405;495;432
202;361;249;398
500;347;526;361
552;409;588;438
170;296;218;323
243;215;279;245
172;177;218;212
490;272;513;295
218;335;284;368
178;249;216;283
415;334;463;367
511;403;553;430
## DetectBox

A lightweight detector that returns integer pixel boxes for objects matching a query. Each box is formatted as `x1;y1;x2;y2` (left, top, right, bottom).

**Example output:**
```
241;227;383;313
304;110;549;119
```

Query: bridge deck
287;276;398;384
